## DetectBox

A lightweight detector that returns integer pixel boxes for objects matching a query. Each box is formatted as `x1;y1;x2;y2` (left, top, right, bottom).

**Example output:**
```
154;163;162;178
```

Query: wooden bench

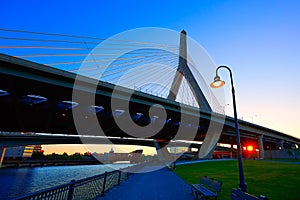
231;188;268;200
191;176;222;200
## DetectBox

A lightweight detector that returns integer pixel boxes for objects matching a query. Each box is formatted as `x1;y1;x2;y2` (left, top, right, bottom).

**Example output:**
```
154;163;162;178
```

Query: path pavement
97;166;194;200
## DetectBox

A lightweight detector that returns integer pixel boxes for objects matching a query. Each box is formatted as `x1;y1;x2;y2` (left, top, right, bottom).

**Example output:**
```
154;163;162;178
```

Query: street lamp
210;65;247;192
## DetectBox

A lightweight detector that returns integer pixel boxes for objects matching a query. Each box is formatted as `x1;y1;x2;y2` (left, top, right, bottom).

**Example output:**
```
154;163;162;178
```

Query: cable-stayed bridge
0;28;299;162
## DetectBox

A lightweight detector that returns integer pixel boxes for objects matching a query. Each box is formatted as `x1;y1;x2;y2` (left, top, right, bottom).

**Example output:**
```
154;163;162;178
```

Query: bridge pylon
167;30;212;112
167;30;219;160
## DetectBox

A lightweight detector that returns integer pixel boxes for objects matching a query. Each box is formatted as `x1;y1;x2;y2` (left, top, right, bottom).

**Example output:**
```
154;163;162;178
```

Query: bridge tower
154;30;218;162
166;30;217;160
167;30;212;112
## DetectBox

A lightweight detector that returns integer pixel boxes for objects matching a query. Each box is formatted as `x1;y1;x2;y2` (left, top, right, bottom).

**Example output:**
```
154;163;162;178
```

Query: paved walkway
97;166;194;200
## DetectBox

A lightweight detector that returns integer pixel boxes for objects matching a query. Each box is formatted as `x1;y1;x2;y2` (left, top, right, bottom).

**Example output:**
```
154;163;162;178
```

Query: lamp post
210;65;247;192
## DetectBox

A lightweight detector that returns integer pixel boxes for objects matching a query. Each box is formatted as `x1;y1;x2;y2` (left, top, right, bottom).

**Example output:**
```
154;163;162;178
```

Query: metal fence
16;170;130;200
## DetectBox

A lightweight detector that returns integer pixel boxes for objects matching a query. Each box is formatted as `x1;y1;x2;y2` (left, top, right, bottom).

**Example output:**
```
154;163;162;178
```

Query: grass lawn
174;160;300;200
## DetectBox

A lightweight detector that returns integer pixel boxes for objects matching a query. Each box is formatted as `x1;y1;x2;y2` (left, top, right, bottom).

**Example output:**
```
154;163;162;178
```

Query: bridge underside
0;54;211;142
0;53;299;152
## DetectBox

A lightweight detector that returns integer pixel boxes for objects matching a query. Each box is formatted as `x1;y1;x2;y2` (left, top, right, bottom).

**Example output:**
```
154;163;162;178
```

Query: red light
247;145;254;152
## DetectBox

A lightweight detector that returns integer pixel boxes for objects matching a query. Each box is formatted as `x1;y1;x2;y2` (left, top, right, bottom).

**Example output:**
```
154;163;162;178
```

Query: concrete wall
264;149;300;159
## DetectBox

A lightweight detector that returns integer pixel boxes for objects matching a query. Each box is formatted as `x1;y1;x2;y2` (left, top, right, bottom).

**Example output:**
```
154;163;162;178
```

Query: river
0;164;132;200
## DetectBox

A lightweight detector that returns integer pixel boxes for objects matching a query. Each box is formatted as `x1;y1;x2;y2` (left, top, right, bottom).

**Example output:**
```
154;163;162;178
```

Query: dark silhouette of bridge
0;30;299;165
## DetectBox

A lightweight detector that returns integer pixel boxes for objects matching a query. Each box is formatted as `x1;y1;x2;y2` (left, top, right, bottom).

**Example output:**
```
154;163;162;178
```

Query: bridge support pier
258;135;264;159
154;141;172;166
198;131;220;159
194;147;201;159
280;140;285;150
200;142;217;159
0;146;7;168
230;144;233;159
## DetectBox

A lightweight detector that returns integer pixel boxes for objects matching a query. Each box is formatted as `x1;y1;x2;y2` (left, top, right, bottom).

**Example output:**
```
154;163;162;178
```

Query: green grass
174;160;300;200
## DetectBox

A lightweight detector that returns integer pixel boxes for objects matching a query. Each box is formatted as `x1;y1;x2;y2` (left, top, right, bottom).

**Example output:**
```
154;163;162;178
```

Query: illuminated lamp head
247;145;254;152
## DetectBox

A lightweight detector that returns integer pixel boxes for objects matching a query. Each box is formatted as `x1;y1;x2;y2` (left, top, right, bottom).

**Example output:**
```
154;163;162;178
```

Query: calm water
0;164;132;200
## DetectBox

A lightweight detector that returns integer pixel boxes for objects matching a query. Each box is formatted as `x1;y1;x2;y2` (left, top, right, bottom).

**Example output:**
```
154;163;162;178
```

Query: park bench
231;188;268;200
191;176;222;200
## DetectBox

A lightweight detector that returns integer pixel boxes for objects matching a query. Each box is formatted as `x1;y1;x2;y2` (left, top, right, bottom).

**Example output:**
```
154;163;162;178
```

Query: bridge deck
1;53;300;153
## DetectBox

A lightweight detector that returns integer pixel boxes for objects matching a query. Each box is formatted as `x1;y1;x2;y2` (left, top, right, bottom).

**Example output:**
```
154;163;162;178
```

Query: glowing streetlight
247;145;254;152
210;65;247;192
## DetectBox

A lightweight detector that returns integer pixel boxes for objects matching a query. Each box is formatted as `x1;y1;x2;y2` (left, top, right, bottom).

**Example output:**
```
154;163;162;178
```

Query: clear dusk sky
1;0;299;154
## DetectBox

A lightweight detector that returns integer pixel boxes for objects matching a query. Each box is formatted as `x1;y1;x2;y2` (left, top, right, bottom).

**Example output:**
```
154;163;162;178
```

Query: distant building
1;145;41;159
23;146;35;158
2;146;25;158
92;148;144;163
33;145;42;153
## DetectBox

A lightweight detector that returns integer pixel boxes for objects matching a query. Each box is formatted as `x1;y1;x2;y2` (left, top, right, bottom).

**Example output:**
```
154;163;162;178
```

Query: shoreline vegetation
1;151;101;168
1;159;102;168
1;151;152;168
2;151;115;168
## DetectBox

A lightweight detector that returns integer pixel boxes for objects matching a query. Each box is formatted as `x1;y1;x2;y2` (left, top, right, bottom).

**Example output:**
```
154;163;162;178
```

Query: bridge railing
16;169;131;200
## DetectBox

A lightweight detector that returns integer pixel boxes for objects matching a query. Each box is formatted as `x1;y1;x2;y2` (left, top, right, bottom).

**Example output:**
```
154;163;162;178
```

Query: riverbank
1;159;102;168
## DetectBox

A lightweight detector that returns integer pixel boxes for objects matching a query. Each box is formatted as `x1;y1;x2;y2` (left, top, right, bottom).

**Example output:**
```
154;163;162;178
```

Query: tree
32;150;44;158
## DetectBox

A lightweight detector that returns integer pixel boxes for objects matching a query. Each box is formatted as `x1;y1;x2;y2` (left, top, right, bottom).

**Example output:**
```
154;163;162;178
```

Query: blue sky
1;0;300;153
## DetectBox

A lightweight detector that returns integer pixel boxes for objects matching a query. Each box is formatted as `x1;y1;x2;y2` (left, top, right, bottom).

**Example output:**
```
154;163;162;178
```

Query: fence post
67;179;76;200
0;146;7;168
118;170;122;185
102;171;108;196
